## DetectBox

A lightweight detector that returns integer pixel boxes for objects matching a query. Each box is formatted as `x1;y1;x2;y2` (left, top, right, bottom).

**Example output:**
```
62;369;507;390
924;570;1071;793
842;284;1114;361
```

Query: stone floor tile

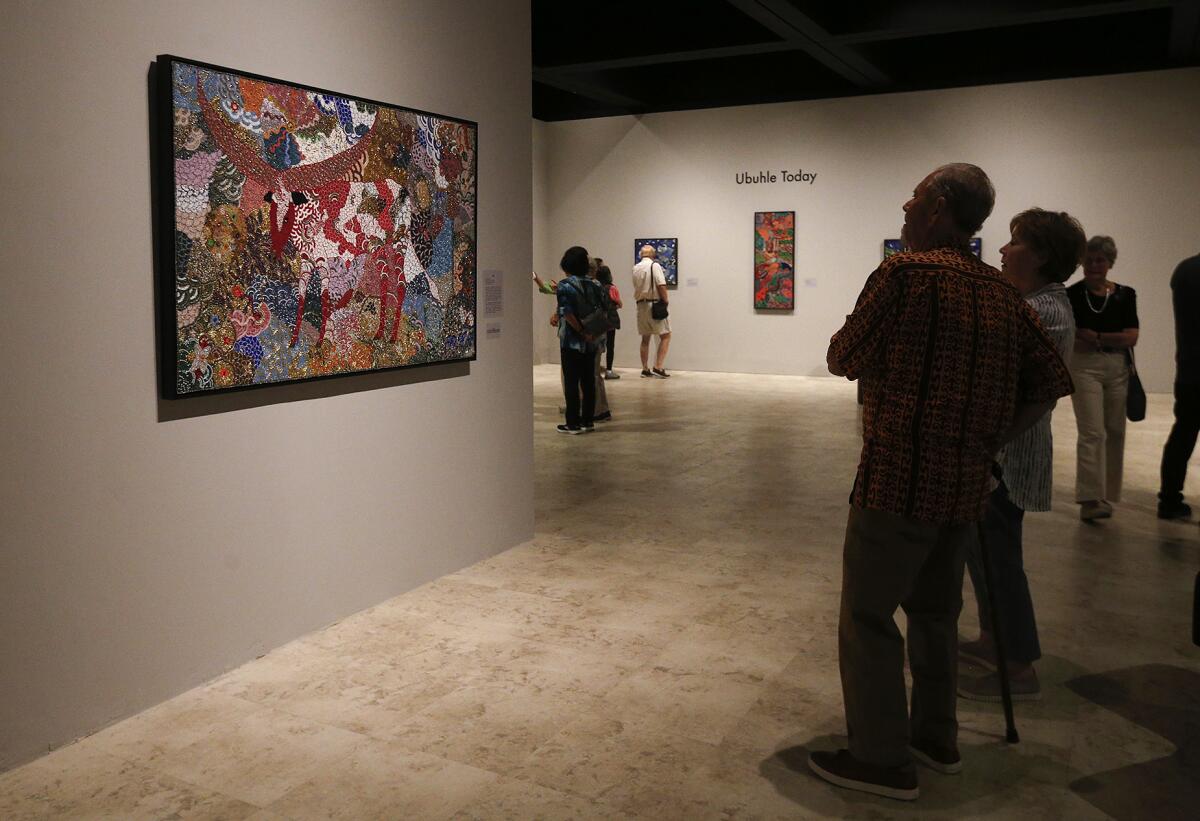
3;366;1197;819
267;737;496;820
0;741;257;820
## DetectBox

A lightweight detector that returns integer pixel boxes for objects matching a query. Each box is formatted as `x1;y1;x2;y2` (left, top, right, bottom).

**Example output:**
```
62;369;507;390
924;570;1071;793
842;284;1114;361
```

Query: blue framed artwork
633;238;678;287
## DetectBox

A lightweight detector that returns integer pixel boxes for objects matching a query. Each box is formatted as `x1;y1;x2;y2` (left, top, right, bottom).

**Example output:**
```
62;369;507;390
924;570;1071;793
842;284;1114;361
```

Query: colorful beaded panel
159;57;477;396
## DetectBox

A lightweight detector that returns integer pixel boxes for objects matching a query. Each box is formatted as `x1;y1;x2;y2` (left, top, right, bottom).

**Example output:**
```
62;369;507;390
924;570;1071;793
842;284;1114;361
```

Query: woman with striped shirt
959;208;1084;702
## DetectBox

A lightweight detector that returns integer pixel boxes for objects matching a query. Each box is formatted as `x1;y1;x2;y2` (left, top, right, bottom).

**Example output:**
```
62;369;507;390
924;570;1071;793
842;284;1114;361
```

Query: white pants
594;351;609;415
1070;350;1129;502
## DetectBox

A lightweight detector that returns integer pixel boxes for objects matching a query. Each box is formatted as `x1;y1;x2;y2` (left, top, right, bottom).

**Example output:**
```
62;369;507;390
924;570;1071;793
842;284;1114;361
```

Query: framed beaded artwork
153;56;478;398
754;211;794;311
632;238;678;288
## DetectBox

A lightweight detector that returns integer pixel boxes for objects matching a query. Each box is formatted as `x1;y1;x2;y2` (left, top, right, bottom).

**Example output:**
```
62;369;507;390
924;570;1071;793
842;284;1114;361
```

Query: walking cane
976;519;1020;743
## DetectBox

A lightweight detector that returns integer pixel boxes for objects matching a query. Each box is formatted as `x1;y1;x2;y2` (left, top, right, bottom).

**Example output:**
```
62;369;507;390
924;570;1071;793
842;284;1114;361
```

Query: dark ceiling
532;1;1200;121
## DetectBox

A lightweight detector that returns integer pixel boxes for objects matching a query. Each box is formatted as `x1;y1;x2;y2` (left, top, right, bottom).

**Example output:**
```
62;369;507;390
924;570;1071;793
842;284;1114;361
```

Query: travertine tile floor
3;364;1198;819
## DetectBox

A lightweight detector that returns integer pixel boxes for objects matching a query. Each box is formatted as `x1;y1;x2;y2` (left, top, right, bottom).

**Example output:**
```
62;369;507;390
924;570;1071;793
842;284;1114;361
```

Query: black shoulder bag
649;262;669;320
1125;347;1146;422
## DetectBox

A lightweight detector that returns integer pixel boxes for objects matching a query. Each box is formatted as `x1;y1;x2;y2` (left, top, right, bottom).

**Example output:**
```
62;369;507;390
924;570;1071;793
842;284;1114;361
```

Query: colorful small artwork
633;238;678;287
882;238;982;259
155;56;477;397
754;211;794;310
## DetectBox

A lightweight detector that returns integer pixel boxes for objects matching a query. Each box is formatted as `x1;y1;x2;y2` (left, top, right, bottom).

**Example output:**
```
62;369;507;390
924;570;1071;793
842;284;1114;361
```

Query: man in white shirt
632;245;672;377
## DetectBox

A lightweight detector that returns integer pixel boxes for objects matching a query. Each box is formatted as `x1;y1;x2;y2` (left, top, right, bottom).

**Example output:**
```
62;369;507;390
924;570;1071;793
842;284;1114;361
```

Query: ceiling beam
835;1;1174;45
725;0;890;87
532;0;1193;114
531;68;643;110
1169;0;1200;60
539;41;799;75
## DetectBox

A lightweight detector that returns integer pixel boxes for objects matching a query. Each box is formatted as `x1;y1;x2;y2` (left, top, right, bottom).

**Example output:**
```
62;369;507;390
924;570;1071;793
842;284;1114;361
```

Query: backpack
570;276;615;338
605;285;622;330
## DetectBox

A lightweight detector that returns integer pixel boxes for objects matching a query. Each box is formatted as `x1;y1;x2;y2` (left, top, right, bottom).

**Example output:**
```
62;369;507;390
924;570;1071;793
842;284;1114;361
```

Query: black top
1067;281;1139;334
1172;254;1200;384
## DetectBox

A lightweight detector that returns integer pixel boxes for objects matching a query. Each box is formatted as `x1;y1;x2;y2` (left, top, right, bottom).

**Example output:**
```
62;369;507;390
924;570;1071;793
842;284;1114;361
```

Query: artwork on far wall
633;238;678;287
153;55;478;398
882;237;982;259
754;211;795;310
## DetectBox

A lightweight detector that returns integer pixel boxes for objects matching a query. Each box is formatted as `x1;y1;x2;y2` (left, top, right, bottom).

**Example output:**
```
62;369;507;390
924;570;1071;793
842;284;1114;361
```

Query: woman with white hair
1066;235;1140;521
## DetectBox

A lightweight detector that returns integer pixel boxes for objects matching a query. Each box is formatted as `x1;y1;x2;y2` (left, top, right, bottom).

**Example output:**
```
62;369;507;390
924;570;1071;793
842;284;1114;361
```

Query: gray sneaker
1080;500;1112;521
808;750;918;801
958;637;997;671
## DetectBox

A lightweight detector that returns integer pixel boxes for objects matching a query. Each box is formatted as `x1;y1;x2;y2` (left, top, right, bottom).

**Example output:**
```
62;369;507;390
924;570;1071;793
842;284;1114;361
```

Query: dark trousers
605;329;617;371
1160;382;1200;506
839;506;970;767
561;348;595;428
965;482;1040;665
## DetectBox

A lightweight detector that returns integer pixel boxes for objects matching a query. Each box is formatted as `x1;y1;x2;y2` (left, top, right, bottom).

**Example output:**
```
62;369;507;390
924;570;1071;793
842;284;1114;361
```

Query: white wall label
735;169;818;185
686;277;699;287
805;278;818;288
485;320;502;340
484;269;504;317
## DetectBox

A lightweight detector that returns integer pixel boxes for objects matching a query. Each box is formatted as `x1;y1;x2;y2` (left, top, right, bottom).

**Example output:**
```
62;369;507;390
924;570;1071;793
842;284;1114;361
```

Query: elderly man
809;164;1074;801
632;244;671;377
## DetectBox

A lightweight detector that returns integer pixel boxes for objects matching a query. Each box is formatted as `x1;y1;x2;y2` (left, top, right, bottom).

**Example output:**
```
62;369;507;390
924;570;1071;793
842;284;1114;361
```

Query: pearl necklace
1084;283;1114;314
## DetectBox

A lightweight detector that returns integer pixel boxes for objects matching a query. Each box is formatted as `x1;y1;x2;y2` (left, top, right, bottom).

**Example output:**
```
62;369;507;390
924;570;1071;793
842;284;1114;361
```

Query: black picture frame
152;55;479;399
632;238;678;289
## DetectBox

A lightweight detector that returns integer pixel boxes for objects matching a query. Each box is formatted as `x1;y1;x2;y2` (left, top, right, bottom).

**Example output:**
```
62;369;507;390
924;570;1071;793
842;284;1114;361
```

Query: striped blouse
1000;282;1076;511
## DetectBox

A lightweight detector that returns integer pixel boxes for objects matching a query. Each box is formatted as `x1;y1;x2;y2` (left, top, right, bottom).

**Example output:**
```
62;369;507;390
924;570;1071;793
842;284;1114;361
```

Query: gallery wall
533;68;1200;392
0;0;532;770
532;121;558;364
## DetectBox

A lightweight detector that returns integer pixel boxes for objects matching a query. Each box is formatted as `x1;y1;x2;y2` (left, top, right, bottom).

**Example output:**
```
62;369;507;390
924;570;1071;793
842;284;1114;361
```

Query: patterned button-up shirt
828;247;1074;524
999;283;1075;511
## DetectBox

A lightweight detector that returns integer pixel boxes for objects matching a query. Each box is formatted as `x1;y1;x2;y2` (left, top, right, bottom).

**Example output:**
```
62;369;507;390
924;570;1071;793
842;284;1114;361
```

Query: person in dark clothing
555;246;600;434
1158;253;1200;520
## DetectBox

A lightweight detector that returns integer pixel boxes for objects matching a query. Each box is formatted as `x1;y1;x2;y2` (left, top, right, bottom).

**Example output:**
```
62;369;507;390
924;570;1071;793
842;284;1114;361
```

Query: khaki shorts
637;301;672;336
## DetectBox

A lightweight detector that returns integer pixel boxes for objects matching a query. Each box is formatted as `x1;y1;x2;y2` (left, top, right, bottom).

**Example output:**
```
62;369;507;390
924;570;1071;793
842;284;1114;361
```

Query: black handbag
1126;348;1146;422
648;262;669;320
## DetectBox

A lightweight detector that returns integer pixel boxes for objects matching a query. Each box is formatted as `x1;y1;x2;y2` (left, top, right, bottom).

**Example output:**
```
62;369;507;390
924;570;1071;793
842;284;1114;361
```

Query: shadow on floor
1065;664;1200;821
